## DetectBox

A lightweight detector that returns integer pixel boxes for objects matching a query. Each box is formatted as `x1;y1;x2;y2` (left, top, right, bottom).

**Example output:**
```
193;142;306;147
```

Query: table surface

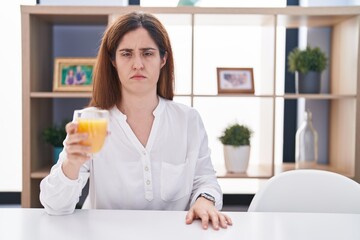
0;208;359;240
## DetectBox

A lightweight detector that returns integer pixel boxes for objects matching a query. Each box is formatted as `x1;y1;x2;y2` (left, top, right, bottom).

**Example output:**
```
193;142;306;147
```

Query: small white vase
223;145;250;173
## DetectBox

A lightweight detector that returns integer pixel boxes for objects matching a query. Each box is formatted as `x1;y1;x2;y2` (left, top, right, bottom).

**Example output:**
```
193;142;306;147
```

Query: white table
0;208;359;240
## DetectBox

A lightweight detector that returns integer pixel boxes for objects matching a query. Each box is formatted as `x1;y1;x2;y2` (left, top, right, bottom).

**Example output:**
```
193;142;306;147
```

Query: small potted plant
42;120;68;164
219;123;253;173
288;45;328;94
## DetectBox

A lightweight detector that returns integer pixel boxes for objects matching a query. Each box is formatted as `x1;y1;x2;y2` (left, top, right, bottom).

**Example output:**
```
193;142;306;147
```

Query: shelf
30;162;354;180
30;92;276;98
279;94;357;99
199;94;274;98
216;164;273;179
22;5;360;208
277;14;355;28
31;166;52;179
217;162;355;179
30;92;357;99
275;163;354;178
31;92;92;98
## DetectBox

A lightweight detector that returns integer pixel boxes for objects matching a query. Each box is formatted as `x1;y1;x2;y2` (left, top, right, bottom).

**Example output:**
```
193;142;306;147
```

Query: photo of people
217;68;254;93
53;58;96;92
62;65;92;86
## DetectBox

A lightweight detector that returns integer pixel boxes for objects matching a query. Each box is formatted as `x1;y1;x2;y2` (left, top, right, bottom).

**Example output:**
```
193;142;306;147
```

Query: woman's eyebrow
140;47;157;51
118;48;132;52
118;47;157;52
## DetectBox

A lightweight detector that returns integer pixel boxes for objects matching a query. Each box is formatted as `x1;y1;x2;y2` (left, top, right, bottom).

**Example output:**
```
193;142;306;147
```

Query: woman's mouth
131;75;146;80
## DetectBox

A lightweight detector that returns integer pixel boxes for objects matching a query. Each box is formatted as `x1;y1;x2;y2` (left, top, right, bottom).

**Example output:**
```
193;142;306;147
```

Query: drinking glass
74;109;109;153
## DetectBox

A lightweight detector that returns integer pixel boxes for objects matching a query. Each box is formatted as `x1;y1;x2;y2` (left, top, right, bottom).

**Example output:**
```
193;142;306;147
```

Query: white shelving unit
21;5;360;207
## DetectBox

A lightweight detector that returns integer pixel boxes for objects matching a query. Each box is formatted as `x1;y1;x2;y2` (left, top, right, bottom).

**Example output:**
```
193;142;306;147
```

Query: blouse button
144;166;149;171
146;180;151;185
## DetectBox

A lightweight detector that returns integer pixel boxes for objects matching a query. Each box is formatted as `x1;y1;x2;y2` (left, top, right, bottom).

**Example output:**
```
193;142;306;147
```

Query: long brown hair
89;11;175;109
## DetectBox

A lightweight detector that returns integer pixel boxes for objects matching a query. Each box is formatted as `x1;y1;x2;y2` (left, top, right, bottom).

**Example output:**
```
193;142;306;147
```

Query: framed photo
217;68;255;94
53;58;96;92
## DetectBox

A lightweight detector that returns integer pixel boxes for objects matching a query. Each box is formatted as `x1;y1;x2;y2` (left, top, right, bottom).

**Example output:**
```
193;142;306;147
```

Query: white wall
0;1;35;192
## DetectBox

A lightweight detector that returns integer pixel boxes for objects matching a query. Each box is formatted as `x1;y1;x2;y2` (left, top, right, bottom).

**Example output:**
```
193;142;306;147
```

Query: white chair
248;169;360;213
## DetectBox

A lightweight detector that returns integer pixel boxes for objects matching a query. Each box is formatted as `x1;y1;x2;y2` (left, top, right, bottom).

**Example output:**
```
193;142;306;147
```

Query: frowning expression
113;27;167;97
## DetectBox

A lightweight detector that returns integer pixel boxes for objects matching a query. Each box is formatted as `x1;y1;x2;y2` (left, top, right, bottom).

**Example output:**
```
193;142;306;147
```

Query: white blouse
40;97;222;215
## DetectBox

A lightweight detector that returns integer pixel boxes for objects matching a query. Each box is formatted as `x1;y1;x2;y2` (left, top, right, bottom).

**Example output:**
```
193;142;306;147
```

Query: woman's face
113;27;167;98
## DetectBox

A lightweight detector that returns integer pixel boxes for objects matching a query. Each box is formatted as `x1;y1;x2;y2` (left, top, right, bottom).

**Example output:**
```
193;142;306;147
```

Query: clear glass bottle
295;110;318;169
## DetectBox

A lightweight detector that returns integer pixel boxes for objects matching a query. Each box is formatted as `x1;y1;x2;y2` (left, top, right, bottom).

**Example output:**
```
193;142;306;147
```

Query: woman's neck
117;93;159;116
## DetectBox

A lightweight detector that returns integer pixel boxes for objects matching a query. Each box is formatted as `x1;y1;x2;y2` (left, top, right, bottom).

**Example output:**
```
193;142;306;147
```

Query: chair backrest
248;169;360;213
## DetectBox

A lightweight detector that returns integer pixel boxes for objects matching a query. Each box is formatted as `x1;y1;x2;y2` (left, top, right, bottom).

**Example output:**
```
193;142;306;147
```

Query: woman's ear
160;51;168;68
111;59;116;69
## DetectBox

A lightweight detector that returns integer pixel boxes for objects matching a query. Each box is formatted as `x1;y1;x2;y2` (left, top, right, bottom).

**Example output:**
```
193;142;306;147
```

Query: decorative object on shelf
177;0;199;6
217;68;255;94
53;57;96;92
288;46;328;94
219;123;253;173
295;110;318;169
42;120;68;164
40;0;128;6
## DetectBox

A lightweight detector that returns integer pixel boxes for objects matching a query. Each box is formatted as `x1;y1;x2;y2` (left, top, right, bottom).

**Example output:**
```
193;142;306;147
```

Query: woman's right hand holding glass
61;122;92;180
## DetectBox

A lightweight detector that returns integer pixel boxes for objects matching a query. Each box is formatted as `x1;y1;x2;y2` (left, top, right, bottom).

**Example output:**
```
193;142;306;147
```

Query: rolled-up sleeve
39;150;90;215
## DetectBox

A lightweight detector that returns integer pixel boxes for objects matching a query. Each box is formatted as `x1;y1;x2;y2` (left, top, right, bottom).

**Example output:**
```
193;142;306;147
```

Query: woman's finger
199;212;209;230
208;211;220;230
65;133;88;145
185;209;195;224
65;144;91;155
224;213;233;226
65;122;78;134
218;213;228;228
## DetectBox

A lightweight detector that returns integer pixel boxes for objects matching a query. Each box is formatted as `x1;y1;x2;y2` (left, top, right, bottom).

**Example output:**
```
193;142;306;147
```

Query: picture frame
53;58;96;92
217;68;255;94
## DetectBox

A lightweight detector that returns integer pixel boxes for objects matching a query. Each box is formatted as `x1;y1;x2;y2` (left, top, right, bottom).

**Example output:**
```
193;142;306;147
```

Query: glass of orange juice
74;109;109;153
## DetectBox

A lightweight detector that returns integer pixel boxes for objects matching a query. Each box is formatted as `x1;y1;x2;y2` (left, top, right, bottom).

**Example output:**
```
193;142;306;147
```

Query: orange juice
77;119;108;153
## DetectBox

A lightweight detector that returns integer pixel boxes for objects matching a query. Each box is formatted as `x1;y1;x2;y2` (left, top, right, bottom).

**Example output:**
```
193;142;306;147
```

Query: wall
0;1;35;192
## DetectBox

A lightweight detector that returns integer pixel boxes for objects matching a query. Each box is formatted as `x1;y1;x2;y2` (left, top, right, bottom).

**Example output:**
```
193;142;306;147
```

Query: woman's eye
121;52;131;57
143;51;153;56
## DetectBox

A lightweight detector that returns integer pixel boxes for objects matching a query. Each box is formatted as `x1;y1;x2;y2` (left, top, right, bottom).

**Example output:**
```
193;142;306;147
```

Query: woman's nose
132;54;144;70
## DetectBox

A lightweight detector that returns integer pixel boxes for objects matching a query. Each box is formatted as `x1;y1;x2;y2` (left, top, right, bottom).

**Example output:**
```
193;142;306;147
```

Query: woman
40;11;232;230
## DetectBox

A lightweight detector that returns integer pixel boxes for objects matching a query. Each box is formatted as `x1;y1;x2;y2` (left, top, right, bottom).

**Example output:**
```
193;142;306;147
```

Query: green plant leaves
218;123;253;146
288;46;328;74
42;119;69;147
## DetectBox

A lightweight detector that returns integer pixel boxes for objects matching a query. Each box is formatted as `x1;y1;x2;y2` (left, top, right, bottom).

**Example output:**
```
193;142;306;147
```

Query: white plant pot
223;145;250;173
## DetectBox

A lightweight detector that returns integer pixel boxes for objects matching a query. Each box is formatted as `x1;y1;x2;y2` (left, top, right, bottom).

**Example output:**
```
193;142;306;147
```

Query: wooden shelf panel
275;163;354;178
30;92;357;99
29;13;108;25
277;15;355;28
31;92;92;98
30;163;355;179
279;94;356;99
216;164;273;179
193;94;274;98
31;166;52;179
22;5;360;17
217;162;354;179
200;94;356;99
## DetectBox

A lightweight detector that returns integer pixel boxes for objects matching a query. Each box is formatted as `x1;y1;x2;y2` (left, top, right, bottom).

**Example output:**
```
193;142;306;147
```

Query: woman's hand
61;122;92;180
185;197;233;230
